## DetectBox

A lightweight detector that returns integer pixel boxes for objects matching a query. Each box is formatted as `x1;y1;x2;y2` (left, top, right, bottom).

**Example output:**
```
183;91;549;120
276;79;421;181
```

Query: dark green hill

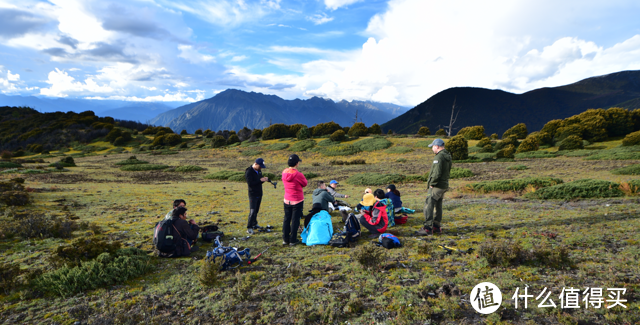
382;70;640;135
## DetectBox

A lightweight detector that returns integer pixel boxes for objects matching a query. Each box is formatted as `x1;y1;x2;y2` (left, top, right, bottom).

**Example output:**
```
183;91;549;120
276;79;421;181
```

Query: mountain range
382;70;640;135
151;89;409;133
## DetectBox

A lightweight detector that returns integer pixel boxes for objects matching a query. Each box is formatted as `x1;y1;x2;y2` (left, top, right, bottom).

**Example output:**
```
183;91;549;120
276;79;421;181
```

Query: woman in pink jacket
281;154;308;246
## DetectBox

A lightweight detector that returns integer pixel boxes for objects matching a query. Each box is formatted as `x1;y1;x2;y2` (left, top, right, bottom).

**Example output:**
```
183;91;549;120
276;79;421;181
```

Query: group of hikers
156;138;452;256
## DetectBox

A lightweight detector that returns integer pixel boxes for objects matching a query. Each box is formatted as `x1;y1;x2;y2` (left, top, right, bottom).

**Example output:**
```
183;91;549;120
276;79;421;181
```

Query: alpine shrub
496;144;516;159
449;167;473;179
212;135;226;148
558;135;584;151
0;262;21;294
263;124;292;140
348;122;368;137
417;127;430;136
457;125;485;140
312;121;342;136
622;130;640;146
352;244;386;269
240;149;262;157
555;124;583;142
445;135;468;161
353;137;392;152
290;139;316;151
227;134;240;145
164;133;182;146
605;107;633;137
515;136;539;153
316;143;359;156
502;123;528;139
114;157;148;165
507;164;528;170
199;258;223;288
330;130;347;142
50;236;122;268
329;159;366;165
346;173;405;186
0;162;22;168
583;146;640;160
368;123;382;135
611;164;640;175
435;129;446;136
476;137;492;147
119;164;169;171
49;156;76;167
265;143;289;150
174;165;206;172
466;177;563;193
514;151;557;159
527;179;623;200
296;126;310;140
494;136;519;151
204;170;244;180
385;146;412;154
112;137;126;146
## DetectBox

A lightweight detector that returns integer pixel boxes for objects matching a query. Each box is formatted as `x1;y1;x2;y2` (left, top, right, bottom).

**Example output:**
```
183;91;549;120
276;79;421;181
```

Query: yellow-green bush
330;129;347;142
526;179;623;199
348;122;368;137
558;135;584;151
515;136;539;153
496;144;515;159
417;126;430;136
435;129;446;136
457;125;485;140
502;123;528;139
622;130;640;146
368;123;382;135
445;135;468;160
476;137;492;147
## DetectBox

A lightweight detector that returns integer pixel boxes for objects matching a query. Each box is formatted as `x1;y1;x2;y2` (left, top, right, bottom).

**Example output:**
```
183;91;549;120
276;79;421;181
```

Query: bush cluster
417;127;430;136
507;164;528;170
0;178;29;206
435;129;447;136
558;135;584;151
0;212;78;239
449;167;474;179
265;143;290;151
174;165;206;172
466;177;563;193
496;144;516;159
49;156;76;168
526;179;624;200
515;136;539;153
622;130;640;146
445;135;468;161
611;164;640;175
50;236;122;268
476;137;492;148
352;244;386;269
346;173;405;186
502;123;528;139
348;123;368;137
204;170;245;180
289;139;316;152
368;123;382;135
328;159;366;165
114;156;148;165
0;161;22;168
457;125;485;140
330;130;347;142
120;164;169;171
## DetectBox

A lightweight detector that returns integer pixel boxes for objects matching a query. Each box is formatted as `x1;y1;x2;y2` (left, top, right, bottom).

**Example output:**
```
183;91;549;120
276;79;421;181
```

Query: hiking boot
246;228;254;235
190;246;200;253
282;241;289;246
416;227;433;236
289;241;300;246
433;226;442;235
252;225;264;230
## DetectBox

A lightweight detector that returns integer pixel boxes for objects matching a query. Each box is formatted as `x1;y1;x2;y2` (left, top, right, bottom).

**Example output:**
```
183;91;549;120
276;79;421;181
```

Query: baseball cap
386;184;396;191
428;138;445;147
288;154;301;167
329;180;339;185
255;158;266;169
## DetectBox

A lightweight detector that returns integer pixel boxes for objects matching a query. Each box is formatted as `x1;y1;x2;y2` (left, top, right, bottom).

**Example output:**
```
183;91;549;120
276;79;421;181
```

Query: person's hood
439;149;452;163
281;167;299;182
313;188;328;196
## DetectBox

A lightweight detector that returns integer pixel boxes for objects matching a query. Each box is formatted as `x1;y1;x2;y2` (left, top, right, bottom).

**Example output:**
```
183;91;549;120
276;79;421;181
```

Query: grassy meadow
1;135;639;324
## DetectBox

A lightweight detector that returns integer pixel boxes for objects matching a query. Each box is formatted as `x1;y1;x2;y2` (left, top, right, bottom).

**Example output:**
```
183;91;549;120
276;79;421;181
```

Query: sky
1;0;640;107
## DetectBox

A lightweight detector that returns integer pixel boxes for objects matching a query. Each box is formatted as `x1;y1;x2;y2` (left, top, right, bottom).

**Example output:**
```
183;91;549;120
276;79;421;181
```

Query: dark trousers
283;201;303;244
424;187;446;228
247;196;262;229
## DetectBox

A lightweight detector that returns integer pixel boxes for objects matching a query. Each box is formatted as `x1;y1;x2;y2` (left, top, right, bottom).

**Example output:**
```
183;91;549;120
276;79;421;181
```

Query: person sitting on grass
374;189;396;227
164;199;186;220
171;206;200;255
386;184;415;214
354;192;389;236
306;181;340;226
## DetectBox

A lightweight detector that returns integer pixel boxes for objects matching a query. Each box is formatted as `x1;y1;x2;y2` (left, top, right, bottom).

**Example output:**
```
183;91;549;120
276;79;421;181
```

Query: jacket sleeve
245;168;263;187
298;172;308;188
333;190;346;198
176;220;199;241
429;154;443;188
324;191;336;205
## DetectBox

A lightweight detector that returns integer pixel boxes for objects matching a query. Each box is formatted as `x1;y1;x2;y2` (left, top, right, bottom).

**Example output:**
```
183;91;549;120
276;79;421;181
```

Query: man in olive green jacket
417;139;452;235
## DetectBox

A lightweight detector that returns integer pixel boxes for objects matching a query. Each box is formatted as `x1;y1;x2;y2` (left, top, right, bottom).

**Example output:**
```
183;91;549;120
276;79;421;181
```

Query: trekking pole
247;247;269;264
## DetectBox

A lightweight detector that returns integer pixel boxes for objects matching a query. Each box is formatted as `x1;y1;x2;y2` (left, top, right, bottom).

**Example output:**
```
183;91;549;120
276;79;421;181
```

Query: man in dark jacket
417;139;452;236
245;158;268;234
171;207;200;256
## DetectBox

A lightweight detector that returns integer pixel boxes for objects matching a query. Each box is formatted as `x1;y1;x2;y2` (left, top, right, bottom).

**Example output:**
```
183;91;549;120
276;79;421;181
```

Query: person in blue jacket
385;184;403;213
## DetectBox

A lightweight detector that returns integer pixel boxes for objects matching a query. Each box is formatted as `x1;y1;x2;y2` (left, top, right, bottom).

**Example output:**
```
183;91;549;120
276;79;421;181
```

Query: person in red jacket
281;154;308;246
355;193;389;236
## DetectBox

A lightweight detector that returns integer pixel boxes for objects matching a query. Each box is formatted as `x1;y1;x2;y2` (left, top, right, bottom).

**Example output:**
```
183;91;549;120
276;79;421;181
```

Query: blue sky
1;0;640;106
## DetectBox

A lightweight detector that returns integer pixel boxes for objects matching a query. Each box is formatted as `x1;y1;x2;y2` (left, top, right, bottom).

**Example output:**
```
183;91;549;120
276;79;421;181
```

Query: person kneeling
171;207;200;256
355;193;389;237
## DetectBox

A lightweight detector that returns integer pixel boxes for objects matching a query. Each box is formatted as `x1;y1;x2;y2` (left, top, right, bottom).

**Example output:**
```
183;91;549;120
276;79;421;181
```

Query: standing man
417;139;451;236
245;158;269;235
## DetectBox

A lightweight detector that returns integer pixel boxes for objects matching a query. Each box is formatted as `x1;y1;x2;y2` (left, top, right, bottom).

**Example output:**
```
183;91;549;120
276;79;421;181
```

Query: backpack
344;213;361;242
301;210;334;246
153;219;179;253
376;233;402;249
201;225;224;242
394;215;409;224
329;232;351;248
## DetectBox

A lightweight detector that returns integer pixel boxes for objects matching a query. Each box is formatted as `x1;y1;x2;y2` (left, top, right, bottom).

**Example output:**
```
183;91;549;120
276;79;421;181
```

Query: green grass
114;158;149;165
353;137;392;152
507;164;528;170
314;143;359;156
289;139;316;151
204;170;244;180
119;164;169;171
582;145;640;160
449;167;474;178
264;143;289;151
240;141;263;148
346;173;405;186
173;165;206;172
611;164;640;175
527;179;624;199
467;177;563;193
317;139;339;147
0;162;22;168
384;146;413;154
514;151;557;159
240;149;263;157
0;168;49;174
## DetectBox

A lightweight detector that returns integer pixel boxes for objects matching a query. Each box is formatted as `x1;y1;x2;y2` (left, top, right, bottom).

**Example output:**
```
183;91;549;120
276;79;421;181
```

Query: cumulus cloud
324;0;361;11
40;68;114;97
306;13;333;25
178;45;215;63
85;90;205;102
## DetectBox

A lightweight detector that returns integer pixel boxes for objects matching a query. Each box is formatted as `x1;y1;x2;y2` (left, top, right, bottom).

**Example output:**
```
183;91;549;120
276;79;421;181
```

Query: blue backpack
301;210;334;246
376;233;402;249
344;213;361;242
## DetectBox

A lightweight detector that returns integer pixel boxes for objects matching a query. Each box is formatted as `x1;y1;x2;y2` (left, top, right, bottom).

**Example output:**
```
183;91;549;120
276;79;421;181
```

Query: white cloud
7;70;20;81
306;13;333;25
85;90;204;102
159;0;275;27
324;0;361;11
178;45;215;63
40;68;114;97
230;55;248;62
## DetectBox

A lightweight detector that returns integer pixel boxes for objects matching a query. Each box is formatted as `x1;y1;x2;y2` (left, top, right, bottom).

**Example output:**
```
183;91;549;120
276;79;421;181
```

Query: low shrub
480;144;494;153
502;123;528;139
50;236;122;268
435;129;446;136
476;137;492;147
352;244;386;269
316;143;359;156
346;173;405;186
526;179;624;200
457;125;485;140
449;167;473;179
515;136;539;153
0;262;21;294
289;139;316;151
329;159;366;165
212;135;226;148
353;137;393;152
495;136;519;151
330;130;347;142
417;127;430;136
240;140;262;148
445;135;468;160
396;158;406;163
265;143;289;151
385;146;413;154
262;172;280;181
514;151;557;159
240;149;263;157
228;174;246;182
317;139;339;147
479;239;571;268
466;177;563;193
621;130;640;146
611;164;640;175
34;248;153;297
0;213;77;239
114;157;149;165
496;144;516;159
199;258;223;288
204;170;244;180
583;146;640;160
174;165;206;172
49;156;76;168
119;164;169;171
0;162;22;168
451;156;484;163
0;191;30;206
558;135;584;151
507;164;528;170
304;172;319;179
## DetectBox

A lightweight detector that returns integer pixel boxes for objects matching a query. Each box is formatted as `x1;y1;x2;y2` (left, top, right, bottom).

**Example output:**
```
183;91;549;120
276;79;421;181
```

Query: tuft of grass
346;173;405;186
329;159;366;165
114;157;149;165
507;164;528;170
204;170;244;180
385;146;413;154
449;167;473;178
611;164;640;175
479;239;571;268
240;149;263;157
0;162;22;168
467;177;563;193
0;168;50;174
514;151;557;159
119;164;169;171
352;244;386;269
198;259;223;288
174;165;206;172
265;143;289;151
526;179;624;200
317;139;340;147
289;139;316;152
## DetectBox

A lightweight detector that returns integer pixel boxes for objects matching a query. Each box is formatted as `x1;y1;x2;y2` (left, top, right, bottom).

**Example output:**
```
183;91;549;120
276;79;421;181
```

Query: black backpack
344;213;361;242
329;232;351;248
153;219;178;253
201;225;224;242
